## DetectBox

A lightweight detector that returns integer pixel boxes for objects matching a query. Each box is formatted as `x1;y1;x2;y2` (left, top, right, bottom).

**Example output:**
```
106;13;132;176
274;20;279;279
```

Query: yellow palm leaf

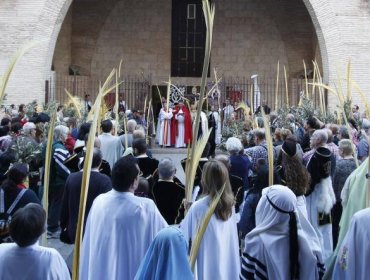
40;108;57;246
0;41;40;104
187;0;215;204
185;129;212;202
72;71;113;279
261;108;274;186
236;101;250;119
64;89;82;118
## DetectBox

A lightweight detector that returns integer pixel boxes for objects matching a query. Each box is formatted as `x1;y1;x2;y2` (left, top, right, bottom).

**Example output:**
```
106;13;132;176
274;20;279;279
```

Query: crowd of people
0;100;369;280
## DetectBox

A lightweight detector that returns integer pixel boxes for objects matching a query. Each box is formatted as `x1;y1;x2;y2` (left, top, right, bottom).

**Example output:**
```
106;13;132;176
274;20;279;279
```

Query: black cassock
208;112;217;157
180;158;208;196
136;157;159;178
152;177;185;225
229;174;244;213
137;157;159;194
64;152;111;177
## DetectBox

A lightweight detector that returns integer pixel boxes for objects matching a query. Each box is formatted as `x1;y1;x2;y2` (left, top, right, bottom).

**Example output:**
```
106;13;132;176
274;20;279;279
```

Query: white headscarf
242;185;322;280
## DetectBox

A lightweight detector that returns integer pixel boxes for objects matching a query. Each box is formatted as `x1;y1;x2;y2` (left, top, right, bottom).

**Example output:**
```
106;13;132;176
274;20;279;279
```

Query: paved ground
49;148;188;261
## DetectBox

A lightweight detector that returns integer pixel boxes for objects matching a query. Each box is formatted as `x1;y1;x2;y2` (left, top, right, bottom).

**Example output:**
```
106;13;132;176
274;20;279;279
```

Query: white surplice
211;111;222;145
305;177;336;262
158;108;173;146
180;196;240;280
200;111;208;137
0;242;70;280
333;207;370;279
98;133;123;168
223;104;234;120
80;190;167;280
175;111;185;148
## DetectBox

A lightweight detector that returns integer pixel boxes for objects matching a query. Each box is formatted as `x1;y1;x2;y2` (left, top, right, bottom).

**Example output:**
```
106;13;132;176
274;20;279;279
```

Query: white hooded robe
80;190;167;280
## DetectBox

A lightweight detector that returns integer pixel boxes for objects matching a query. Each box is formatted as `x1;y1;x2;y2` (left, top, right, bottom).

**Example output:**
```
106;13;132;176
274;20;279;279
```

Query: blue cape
135;227;194;280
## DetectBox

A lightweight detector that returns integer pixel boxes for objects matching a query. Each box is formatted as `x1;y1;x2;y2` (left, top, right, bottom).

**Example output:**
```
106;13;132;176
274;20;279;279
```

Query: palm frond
347;60;352;100
284;65;289;107
114;70;119;136
65;89;82;118
0;41;40;104
314;60;327;116
41;108;57;246
146;99;152;143
350;79;370;118
275;61;280;110
185;129;212;202
303;60;309;98
335;63;345;104
187;0;215;205
261;108;274;186
166;77;171;111
236;101;250;119
72;87;103;280
118;59;123;78
309;82;340;100
72;68;121;279
122;114;128;150
156;85;163;107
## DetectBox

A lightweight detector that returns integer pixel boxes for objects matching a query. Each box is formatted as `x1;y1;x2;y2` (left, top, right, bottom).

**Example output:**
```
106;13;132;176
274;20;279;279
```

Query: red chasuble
171;104;192;145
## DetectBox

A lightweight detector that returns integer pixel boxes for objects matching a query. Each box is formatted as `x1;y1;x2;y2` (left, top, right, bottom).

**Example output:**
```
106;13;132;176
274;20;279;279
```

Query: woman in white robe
180;160;240;280
241;185;322;280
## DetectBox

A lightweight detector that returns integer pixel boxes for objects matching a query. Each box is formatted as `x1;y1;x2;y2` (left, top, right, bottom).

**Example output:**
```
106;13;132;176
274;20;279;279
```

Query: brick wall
90;0;171;83
212;0;290;78
53;8;72;74
0;0;72;105
2;0;370;110
58;0;317;84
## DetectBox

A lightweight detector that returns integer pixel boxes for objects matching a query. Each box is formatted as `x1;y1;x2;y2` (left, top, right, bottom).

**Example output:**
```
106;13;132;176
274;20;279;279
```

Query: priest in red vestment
171;101;192;148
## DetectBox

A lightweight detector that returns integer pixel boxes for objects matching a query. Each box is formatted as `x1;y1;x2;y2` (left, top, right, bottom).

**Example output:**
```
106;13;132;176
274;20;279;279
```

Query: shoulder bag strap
7;189;27;214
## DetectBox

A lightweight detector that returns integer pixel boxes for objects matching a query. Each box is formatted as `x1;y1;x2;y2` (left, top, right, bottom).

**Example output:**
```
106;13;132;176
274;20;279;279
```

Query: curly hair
281;153;310;196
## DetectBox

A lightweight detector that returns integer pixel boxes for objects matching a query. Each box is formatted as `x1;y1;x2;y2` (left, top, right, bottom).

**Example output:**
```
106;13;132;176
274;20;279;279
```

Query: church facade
1;0;370;109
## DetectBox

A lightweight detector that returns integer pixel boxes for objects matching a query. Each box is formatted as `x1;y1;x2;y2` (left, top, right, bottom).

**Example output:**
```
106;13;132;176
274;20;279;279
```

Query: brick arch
0;0;73;104
2;0;370;107
301;0;341;84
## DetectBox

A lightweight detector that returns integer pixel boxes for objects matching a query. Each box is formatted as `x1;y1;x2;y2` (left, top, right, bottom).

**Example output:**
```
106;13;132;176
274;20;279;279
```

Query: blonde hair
201;160;234;221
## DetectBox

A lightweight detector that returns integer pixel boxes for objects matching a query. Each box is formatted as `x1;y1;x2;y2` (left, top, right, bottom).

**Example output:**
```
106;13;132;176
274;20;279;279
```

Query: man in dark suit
60;148;112;244
152;158;185;224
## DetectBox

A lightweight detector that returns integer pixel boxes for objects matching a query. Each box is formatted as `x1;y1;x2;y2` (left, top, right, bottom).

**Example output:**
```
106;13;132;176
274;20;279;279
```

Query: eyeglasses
138;170;143;177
